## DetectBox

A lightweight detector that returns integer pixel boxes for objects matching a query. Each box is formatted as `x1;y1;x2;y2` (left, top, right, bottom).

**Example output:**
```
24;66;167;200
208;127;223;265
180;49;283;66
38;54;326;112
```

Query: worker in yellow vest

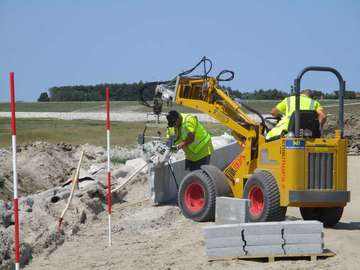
266;89;327;140
166;110;214;171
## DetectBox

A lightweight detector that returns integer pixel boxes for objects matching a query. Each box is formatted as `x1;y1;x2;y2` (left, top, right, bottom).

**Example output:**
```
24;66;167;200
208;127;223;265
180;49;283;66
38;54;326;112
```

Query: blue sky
0;0;359;101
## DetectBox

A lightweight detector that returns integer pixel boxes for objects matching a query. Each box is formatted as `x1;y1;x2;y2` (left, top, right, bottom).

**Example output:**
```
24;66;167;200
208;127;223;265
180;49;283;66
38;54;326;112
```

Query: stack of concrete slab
203;220;324;258
282;220;324;255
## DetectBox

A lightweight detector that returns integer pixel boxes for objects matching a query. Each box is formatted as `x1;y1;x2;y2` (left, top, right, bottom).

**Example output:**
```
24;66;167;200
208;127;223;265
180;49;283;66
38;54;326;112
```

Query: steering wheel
264;116;281;130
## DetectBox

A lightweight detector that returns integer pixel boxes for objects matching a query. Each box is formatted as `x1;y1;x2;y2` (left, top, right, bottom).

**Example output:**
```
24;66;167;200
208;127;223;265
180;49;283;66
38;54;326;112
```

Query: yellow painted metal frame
174;76;348;208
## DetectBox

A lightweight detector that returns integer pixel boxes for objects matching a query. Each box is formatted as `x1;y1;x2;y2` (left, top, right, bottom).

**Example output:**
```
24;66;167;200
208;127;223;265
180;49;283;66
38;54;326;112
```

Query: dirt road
24;156;360;270
0;112;267;123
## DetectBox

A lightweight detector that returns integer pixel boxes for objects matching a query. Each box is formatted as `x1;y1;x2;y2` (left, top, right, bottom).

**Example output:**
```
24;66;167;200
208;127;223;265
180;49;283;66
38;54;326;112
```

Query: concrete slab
284;243;323;255
150;139;242;204
284;233;324;244
244;234;284;246
215;197;249;224
282;220;323;234
203;224;243;239
245;245;284;256
206;247;246;257
205;237;244;249
241;222;283;235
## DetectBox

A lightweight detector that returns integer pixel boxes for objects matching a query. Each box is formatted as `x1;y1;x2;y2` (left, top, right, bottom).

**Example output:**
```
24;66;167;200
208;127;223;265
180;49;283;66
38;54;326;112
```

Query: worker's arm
317;109;327;127
176;115;197;150
176;132;195;150
271;98;287;117
271;107;281;117
314;101;327;127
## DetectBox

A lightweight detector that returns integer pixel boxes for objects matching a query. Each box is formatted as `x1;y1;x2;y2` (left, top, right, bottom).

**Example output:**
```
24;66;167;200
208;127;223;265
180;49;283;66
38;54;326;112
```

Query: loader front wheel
178;170;216;222
300;207;344;227
243;172;286;222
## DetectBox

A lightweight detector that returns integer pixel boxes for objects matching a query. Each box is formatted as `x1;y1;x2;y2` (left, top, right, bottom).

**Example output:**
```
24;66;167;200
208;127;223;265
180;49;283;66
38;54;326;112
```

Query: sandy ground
24;156;360;270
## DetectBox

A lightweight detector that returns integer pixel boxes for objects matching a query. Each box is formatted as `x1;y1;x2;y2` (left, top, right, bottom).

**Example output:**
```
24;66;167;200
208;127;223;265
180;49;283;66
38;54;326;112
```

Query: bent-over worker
166;110;214;171
266;89;327;140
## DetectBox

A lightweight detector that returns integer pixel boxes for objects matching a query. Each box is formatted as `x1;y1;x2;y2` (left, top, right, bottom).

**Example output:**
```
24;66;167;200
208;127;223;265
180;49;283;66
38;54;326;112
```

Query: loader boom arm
172;76;261;141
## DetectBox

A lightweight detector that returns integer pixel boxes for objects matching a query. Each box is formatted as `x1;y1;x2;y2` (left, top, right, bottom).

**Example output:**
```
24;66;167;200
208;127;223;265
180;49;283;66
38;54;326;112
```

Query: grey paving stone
244;234;284;246
203;224;243;239
282;220;323;234
215;197;249;224
284;243;323;255
205;237;244;249
206;247;246;257
244;245;284;256
283;233;324;244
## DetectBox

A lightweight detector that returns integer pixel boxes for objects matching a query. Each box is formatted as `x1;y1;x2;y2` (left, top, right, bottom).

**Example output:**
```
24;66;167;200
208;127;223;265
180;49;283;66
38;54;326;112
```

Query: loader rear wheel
300;207;344;227
178;166;231;222
243;171;286;222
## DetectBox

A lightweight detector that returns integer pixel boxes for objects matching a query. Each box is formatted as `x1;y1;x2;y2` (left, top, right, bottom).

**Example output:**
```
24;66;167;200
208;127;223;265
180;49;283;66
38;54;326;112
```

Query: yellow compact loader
152;57;350;227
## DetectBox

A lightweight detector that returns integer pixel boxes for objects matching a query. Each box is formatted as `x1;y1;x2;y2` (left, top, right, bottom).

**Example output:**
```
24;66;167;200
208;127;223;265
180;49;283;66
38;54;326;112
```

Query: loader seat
288;110;321;138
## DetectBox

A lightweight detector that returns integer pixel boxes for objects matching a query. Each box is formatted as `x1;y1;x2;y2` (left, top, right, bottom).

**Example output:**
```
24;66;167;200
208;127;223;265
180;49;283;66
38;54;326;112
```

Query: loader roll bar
293;66;346;138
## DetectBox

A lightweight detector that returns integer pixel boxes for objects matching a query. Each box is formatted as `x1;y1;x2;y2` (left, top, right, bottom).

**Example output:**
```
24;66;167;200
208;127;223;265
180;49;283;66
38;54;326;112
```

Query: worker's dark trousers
185;155;211;171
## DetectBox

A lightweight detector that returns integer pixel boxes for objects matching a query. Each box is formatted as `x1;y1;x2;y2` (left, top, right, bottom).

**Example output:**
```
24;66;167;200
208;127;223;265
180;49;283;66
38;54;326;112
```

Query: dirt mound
324;113;360;155
0;141;148;269
0;142;143;202
0;181;128;269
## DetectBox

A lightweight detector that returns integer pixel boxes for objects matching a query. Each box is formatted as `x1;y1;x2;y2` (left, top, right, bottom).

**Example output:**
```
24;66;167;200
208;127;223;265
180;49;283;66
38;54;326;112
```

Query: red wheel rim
248;186;264;217
184;182;205;212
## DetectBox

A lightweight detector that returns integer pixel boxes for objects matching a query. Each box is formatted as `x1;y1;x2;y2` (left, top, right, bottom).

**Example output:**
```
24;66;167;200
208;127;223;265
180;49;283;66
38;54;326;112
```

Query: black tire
300;207;344;227
178;166;231;222
243;171;286;222
201;165;233;197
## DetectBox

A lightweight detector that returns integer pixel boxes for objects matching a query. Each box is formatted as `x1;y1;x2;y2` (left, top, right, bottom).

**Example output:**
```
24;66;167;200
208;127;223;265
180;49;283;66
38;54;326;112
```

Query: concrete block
284;243;323;255
245;245;284;256
215;197;249;224
241;222;283;235
206;247;246;257
203;224;243;239
284;233;323;244
244;234;284;246
205;237;244;249
282;221;323;234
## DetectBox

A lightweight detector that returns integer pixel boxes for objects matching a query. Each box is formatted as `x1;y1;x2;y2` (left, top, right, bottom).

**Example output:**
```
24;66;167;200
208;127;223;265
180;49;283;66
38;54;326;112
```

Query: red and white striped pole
10;72;20;270
106;87;112;247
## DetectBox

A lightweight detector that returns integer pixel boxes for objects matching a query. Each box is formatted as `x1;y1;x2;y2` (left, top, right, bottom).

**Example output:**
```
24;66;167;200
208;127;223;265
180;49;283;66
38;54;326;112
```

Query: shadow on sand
333;222;360;230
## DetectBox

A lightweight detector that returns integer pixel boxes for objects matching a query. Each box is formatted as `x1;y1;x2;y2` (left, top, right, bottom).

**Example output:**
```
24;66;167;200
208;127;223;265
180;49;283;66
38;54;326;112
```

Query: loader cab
239;66;350;227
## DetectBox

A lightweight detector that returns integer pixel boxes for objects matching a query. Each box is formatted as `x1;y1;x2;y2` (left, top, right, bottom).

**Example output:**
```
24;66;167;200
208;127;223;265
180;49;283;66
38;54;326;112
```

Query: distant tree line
37;81;360;102
45;81;151;102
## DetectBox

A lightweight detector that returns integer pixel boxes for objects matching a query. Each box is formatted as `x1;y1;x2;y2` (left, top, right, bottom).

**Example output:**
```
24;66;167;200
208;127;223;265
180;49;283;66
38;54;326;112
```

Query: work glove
170;145;178;152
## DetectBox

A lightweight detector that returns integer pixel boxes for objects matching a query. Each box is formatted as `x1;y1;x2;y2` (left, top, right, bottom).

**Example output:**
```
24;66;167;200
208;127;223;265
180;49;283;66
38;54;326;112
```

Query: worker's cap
166;110;180;127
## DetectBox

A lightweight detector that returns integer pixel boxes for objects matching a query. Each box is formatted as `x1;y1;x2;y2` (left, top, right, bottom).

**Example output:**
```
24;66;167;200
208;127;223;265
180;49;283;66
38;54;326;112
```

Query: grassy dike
0;118;227;148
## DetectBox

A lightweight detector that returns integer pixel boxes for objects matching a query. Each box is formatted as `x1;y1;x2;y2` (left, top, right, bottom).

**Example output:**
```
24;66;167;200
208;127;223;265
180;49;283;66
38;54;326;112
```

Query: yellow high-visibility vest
167;113;213;161
266;95;321;140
